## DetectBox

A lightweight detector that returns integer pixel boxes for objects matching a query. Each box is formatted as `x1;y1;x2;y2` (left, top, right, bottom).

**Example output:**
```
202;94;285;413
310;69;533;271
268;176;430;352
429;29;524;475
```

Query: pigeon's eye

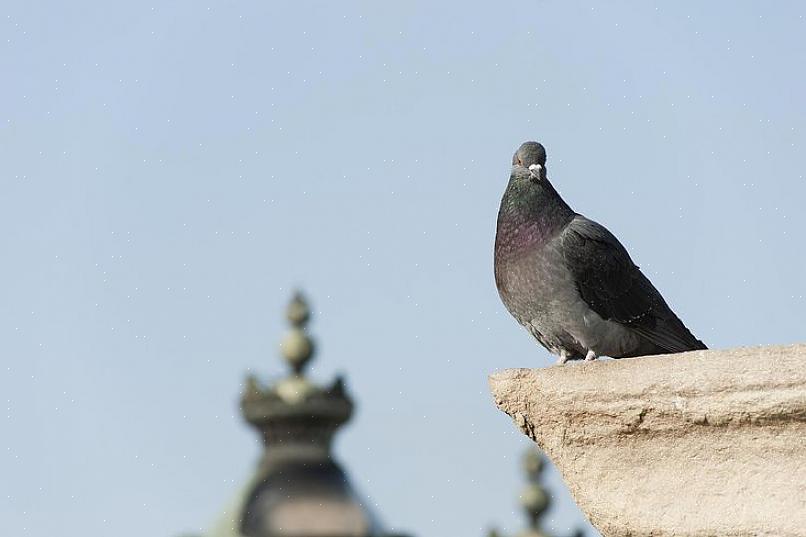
517;157;523;166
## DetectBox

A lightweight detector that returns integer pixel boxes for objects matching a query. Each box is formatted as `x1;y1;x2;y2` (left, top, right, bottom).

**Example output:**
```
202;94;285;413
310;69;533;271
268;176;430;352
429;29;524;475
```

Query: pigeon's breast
494;219;555;261
497;233;642;358
495;233;577;328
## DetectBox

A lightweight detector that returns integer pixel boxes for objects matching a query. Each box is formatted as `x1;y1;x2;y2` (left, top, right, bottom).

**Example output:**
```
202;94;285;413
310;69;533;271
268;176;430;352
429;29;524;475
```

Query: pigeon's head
512;141;546;169
512;141;547;182
501;141;566;218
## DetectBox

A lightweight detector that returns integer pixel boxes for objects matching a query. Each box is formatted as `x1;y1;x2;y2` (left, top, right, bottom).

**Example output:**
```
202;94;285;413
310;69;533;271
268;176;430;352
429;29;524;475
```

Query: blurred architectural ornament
487;448;584;537
183;291;410;537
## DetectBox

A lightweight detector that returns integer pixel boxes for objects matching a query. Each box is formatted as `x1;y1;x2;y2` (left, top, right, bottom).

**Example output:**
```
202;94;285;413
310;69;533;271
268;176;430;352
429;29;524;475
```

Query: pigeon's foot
556;351;570;365
584;350;598;362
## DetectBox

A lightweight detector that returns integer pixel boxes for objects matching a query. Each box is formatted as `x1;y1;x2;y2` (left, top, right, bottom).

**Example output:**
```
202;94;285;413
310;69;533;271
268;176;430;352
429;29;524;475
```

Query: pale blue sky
2;2;805;537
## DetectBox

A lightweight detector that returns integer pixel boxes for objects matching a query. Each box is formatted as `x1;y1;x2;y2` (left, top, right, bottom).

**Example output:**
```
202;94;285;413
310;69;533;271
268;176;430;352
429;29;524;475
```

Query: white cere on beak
528;164;542;178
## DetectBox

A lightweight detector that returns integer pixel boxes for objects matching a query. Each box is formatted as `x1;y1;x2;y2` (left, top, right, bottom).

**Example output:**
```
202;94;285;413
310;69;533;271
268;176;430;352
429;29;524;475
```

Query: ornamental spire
280;291;314;375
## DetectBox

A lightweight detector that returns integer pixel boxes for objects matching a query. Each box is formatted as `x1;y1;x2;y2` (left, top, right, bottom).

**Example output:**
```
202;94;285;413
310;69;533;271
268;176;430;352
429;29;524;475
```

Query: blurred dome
241;459;382;537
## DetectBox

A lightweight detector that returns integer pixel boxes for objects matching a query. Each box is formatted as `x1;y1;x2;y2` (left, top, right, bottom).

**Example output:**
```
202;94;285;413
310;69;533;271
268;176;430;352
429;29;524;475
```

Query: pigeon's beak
529;164;543;181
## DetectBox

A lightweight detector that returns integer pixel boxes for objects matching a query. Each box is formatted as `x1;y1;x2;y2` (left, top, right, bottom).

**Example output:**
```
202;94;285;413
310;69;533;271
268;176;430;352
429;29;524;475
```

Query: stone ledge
489;344;806;537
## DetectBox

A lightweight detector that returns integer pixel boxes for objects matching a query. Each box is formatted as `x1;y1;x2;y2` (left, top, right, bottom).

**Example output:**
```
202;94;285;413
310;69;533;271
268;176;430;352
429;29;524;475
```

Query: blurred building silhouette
487;449;584;537
184;291;409;537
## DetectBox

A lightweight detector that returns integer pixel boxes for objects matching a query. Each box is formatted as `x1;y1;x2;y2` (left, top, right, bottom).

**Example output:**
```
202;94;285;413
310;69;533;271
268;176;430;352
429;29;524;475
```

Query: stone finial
241;289;353;445
280;291;314;375
487;447;582;537
520;449;549;530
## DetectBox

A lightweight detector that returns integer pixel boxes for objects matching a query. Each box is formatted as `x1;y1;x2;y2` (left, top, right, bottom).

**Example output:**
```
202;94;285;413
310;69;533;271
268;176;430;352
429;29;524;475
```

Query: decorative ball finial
523;448;545;479
520;483;549;524
521;449;550;528
489;447;583;537
280;291;315;375
286;291;311;327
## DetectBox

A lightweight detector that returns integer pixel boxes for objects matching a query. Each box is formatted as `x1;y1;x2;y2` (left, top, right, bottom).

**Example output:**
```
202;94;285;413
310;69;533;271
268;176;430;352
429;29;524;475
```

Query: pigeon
494;141;706;364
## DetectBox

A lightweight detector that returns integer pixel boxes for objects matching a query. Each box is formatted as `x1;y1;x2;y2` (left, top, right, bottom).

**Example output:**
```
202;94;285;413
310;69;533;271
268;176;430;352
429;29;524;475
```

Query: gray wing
559;215;706;353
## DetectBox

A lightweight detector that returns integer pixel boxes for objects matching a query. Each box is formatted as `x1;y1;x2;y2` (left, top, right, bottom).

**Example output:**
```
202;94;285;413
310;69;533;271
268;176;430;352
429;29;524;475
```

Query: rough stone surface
489;344;806;537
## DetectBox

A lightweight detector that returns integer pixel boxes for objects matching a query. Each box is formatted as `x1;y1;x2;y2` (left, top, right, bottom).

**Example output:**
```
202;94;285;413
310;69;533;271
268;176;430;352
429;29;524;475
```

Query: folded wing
559;215;707;353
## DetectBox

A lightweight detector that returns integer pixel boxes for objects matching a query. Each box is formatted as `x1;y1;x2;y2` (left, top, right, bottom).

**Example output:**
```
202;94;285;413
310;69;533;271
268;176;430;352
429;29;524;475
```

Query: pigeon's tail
630;314;707;355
